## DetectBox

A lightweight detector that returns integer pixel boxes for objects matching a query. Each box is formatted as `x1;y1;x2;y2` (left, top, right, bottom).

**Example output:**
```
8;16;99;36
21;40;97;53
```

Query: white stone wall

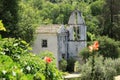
32;33;59;67
58;33;68;60
68;41;86;58
79;25;86;40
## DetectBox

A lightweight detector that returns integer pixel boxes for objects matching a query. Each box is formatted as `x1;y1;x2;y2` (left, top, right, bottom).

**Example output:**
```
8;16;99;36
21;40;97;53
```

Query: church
32;10;87;66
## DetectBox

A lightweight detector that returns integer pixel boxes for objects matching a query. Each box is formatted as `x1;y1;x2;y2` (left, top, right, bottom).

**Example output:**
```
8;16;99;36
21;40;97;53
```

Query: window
73;27;80;40
42;40;47;48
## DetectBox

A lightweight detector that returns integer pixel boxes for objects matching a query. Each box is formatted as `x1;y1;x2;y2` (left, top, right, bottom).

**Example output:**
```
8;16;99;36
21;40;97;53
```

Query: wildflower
89;45;94;52
44;56;52;63
20;69;23;72
26;66;31;71
12;71;16;76
2;70;7;75
93;41;99;50
89;41;99;52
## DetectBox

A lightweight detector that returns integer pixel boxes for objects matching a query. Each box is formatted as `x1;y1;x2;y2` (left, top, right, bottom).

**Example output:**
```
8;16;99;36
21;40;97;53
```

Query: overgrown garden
0;0;120;80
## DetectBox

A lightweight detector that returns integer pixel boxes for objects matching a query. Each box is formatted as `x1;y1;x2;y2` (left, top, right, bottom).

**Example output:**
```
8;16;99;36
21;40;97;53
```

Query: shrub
38;51;63;80
0;38;63;80
66;57;76;72
38;51;56;63
33;72;45;80
80;56;117;80
0;38;31;61
104;58;120;75
80;36;120;61
74;61;81;73
59;58;67;71
19;53;45;74
114;58;120;75
79;47;90;62
97;36;120;58
0;54;25;79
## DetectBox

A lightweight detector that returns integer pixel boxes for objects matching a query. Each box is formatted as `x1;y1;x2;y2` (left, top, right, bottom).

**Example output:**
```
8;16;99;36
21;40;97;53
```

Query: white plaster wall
32;33;59;67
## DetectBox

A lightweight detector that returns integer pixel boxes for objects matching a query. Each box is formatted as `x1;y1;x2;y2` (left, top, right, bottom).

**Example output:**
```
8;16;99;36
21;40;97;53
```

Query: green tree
0;0;41;43
100;0;120;40
0;0;19;37
16;1;41;43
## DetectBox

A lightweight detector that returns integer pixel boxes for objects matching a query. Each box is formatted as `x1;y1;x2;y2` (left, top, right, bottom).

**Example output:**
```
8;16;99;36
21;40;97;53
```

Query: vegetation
80;36;120;61
0;0;120;80
80;56;119;80
0;38;63;80
59;58;67;72
0;0;119;43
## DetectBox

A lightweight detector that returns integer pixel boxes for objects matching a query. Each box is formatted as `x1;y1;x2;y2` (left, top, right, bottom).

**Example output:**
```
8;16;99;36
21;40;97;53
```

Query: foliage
38;51;56;63
33;72;45;80
80;56;118;80
59;58;67;71
90;0;105;16
0;38;63;80
87;32;96;41
80;36;120;60
0;0;19;37
44;63;63;80
99;0;120;40
0;0;41;43
97;36;120;58
79;47;90;62
74;61;81;73
0;38;31;61
38;51;63;80
0;0;119;42
66;57;76;72
0;20;6;31
19;53;45;74
16;1;41;43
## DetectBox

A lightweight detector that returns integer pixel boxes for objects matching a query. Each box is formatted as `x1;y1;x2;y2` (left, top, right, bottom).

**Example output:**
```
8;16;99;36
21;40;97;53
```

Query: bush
80;56;118;80
66;57;76;72
80;36;120;61
59;58;67;71
79;47;90;62
74;61;81;73
33;72;45;80
104;58;120;75
19;53;45;74
0;38;63;80
97;36;120;58
38;51;57;65
0;38;31;61
0;54;25;79
38;51;63;80
114;58;120;75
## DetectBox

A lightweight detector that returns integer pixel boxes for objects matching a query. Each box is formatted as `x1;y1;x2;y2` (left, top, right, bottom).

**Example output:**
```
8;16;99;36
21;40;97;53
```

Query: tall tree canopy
0;0;41;43
0;0;19;37
0;0;120;42
100;0;120;40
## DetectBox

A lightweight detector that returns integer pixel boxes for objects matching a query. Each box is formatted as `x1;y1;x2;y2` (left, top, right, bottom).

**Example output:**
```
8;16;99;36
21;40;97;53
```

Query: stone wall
32;33;59;67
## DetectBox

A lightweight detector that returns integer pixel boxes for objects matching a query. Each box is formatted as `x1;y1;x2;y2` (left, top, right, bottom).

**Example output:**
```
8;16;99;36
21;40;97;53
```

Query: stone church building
32;10;87;66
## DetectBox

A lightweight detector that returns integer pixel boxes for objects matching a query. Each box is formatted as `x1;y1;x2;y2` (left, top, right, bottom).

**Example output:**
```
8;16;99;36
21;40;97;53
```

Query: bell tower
68;10;86;41
67;10;87;58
